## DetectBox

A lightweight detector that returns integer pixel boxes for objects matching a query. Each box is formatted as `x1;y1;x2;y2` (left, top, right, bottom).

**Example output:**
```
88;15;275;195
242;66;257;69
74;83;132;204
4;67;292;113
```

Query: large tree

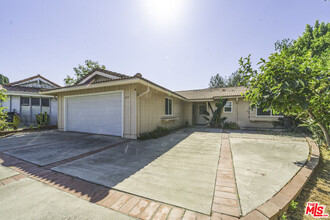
209;71;244;88
64;60;106;86
0;74;9;85
239;20;330;146
0;87;9;130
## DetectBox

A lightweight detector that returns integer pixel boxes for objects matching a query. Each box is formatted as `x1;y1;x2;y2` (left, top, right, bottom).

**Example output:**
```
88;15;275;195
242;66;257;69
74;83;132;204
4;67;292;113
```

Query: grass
286;145;329;219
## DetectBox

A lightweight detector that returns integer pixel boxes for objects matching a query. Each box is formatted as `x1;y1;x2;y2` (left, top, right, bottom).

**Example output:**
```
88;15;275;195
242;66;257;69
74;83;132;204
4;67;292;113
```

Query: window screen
165;98;172;115
41;98;49;107
31;98;40;106
257;107;271;116
21;97;30;106
224;101;232;113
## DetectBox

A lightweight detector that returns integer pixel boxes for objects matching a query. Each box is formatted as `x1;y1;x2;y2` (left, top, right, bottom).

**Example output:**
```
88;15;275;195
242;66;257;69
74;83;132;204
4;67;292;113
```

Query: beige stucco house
41;69;282;139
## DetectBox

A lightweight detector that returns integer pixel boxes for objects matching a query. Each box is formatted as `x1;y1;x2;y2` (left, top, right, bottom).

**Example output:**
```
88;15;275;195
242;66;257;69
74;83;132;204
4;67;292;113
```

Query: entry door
65;92;123;136
196;103;207;125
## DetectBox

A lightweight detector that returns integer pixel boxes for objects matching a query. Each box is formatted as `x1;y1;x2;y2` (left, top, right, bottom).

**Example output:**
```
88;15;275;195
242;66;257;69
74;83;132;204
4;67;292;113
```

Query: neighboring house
1;75;60;125
41;68;282;139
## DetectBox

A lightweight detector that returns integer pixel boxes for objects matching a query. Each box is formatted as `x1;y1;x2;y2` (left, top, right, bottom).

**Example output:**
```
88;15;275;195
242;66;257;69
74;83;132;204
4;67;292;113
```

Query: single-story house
41;68;282;139
1;74;60;125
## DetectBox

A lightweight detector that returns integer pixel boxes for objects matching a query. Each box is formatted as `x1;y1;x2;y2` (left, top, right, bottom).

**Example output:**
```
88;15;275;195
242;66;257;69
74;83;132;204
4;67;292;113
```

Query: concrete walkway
229;132;309;216
0;174;133;220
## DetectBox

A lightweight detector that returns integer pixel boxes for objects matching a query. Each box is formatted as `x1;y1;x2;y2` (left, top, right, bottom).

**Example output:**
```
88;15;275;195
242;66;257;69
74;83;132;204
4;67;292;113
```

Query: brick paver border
0;132;320;220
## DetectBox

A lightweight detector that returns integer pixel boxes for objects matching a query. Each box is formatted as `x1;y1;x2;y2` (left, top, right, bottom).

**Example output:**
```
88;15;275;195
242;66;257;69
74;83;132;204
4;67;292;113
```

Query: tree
0;87;9;130
209;71;244;88
0;74;9;85
239;20;330;146
64;60;106;86
203;98;228;128
226;70;244;87
209;74;226;88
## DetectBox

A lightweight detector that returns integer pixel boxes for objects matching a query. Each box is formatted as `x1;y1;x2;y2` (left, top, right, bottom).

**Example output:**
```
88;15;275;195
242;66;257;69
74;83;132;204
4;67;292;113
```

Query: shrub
12;115;20;130
36;112;50;126
223;121;240;130
138;126;169;140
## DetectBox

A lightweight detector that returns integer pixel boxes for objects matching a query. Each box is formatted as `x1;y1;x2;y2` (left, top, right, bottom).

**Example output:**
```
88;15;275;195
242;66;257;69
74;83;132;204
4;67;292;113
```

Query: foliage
223;121;240;130
0;87;10;131
64;60;106;86
203;98;228;128
138;126;169;140
209;74;226;88
281;212;287;220
239;20;330;146
12;115;20;130
209;71;244;88
289;200;298;211
36;112;50;126
0;74;9;85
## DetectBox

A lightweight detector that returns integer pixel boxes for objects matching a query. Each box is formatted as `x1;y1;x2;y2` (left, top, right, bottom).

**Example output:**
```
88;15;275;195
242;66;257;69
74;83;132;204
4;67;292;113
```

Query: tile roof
75;68;130;85
6;74;60;87
2;85;42;93
176;86;246;100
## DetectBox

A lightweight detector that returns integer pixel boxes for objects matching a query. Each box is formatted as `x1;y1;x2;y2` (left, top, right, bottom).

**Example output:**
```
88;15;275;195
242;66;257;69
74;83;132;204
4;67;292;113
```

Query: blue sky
1;0;329;91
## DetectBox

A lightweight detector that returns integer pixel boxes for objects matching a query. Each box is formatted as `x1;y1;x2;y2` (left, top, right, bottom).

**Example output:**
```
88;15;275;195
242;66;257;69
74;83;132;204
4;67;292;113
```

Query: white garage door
65;92;123;136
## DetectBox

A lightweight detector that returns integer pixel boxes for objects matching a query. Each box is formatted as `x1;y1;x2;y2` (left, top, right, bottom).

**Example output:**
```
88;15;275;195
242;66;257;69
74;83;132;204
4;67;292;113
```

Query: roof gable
76;68;130;85
6;75;60;88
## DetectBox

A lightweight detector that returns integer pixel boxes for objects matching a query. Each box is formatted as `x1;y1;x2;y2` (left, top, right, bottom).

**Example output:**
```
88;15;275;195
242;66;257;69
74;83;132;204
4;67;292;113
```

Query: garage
64;91;123;136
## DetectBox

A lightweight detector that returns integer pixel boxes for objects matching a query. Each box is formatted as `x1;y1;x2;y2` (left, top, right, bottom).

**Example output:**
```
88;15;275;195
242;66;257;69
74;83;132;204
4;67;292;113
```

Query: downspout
236;97;239;124
137;87;150;136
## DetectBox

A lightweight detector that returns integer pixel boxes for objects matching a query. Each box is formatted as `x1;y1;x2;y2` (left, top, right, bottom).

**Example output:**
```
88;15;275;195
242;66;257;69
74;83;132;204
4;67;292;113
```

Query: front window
31;98;40;106
165;98;172;115
224;101;233;113
21;97;30;106
257;107;282;116
41;98;50;107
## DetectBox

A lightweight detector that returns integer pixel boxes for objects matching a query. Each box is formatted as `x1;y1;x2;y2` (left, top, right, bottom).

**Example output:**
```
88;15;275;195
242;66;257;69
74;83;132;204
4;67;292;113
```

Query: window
21;97;30;106
41;98;50;107
224;101;233;113
31;98;40;106
257;107;282;116
199;104;207;115
165;98;172;115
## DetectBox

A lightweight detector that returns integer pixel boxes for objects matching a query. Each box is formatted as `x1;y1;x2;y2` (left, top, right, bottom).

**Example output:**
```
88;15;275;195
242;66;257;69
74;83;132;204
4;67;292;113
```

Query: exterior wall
138;86;185;134
206;98;280;129
57;84;137;139
1;95;57;125
183;102;193;126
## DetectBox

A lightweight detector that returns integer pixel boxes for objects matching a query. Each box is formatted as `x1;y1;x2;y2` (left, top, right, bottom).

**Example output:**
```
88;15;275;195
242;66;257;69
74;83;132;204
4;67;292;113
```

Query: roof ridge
5;74;60;87
176;85;245;93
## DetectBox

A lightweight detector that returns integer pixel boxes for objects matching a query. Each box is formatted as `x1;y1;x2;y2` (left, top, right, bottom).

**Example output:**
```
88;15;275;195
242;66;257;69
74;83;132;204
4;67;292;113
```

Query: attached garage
64;91;123;136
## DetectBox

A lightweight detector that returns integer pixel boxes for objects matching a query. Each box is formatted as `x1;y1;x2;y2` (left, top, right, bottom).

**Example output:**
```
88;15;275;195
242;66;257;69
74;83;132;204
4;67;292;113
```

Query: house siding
138;87;185;134
208;98;279;128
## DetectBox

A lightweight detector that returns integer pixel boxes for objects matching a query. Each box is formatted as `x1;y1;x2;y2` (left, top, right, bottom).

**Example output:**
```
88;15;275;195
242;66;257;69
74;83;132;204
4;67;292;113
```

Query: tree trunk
308;109;330;147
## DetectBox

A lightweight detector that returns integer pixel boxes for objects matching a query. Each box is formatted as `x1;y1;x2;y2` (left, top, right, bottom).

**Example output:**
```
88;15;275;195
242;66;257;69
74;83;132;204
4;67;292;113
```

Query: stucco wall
138;87;185;134
207;98;279;128
57;84;138;139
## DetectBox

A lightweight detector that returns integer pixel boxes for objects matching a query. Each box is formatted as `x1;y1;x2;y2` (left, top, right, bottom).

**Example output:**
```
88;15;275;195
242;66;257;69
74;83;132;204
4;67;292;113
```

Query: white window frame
165;97;173;116
256;107;282;117
223;101;233;113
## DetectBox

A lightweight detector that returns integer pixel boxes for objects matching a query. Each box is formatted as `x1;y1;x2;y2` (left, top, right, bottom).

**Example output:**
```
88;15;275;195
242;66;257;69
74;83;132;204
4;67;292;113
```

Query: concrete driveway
53;128;222;214
4;131;125;166
0;128;311;219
